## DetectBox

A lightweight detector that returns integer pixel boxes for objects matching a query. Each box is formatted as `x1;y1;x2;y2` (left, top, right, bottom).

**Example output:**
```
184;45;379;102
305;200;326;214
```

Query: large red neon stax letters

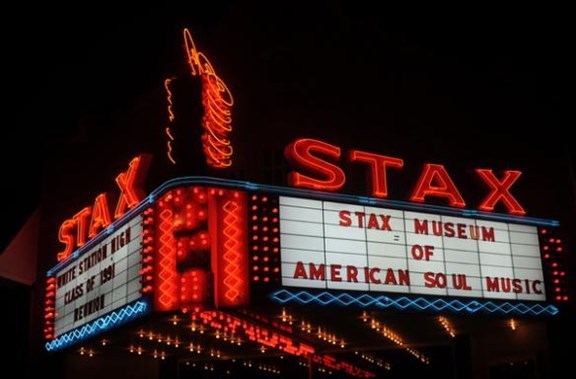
285;138;526;215
57;155;152;262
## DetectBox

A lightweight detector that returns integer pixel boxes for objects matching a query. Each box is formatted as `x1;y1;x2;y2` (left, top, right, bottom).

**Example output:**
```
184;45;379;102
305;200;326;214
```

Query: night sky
2;2;574;251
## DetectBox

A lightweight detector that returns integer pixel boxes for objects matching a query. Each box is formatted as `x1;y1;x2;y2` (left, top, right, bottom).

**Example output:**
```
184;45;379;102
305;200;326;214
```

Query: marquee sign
279;196;544;301
45;176;566;351
52;216;144;337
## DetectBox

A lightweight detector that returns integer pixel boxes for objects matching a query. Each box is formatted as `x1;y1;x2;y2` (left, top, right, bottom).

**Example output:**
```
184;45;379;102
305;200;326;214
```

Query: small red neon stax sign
57;155;151;262
284;138;526;215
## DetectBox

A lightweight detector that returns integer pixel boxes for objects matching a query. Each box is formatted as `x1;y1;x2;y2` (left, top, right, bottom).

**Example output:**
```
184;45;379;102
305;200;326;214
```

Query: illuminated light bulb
509;319;516;331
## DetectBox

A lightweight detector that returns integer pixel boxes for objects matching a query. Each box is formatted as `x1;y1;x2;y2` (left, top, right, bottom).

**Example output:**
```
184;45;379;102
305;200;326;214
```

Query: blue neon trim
45;300;149;352
149;177;559;227
48;176;559;275
270;290;559;316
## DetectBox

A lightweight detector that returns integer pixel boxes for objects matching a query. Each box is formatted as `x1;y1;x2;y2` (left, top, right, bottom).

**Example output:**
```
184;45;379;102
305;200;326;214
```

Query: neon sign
57;154;151;261
183;28;234;169
285;138;526;215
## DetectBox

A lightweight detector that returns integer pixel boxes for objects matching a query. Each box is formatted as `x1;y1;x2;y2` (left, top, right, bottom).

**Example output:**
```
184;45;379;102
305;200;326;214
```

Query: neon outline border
270;289;559;316
45;300;149;351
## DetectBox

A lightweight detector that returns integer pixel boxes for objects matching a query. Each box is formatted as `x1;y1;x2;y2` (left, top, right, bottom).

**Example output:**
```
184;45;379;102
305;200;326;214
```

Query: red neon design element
57;219;75;262
198;310;374;377
410;164;466;207
140;208;155;295
213;193;249;308
88;193;113;238
164;77;177;165
349;150;404;198
72;207;92;247
181;269;209;304
114;155;151;219
312;355;375;378
285;138;345;191
155;207;179;311
476;169;526;215
44;277;56;340
199;310;315;357
56;155;151;262
184;28;234;169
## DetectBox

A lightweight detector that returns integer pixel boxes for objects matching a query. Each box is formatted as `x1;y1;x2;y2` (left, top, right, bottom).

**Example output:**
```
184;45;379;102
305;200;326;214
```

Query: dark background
2;3;573;252
1;2;574;376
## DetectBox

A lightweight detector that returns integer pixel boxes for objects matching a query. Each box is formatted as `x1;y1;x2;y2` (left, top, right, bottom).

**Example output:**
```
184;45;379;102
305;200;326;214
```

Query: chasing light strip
271;290;559;316
45;301;149;352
